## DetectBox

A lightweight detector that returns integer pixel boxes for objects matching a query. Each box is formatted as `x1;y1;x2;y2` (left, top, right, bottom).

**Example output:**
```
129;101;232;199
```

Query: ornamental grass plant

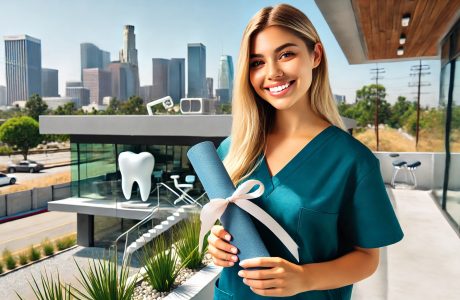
16;269;72;300
18;251;29;266
29;245;41;261
141;234;190;292
175;213;208;269
2;249;17;270
56;235;76;251
0;261;3;274
70;251;137;300
42;239;55;256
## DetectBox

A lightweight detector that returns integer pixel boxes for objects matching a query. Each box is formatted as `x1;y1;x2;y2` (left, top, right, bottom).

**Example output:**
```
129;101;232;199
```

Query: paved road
0;151;70;169
0;211;76;254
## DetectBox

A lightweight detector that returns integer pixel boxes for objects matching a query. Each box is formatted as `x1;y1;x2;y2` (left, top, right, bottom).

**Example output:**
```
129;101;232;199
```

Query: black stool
406;161;421;189
391;159;407;188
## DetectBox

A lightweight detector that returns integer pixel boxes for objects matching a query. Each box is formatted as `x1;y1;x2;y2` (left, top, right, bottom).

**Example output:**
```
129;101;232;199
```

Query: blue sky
0;0;440;107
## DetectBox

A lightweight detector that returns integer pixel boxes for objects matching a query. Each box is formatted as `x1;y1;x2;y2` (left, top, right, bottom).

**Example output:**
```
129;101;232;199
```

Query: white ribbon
199;179;299;262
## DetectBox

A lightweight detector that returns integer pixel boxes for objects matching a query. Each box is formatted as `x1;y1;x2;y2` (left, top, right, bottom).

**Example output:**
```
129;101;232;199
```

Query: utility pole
370;65;385;151
409;60;431;150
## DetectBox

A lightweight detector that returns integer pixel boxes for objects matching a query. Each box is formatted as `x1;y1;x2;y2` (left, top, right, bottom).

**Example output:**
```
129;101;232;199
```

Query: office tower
152;58;169;100
42;68;59;97
216;88;230;103
4;35;42;105
206;77;213;98
66;81;82;88
168;58;185;103
0;86;6;106
107;62;138;101
82;68;111;105
140;85;153;102
218;55;234;100
66;86;90;107
119;25;138;66
187;43;206;98
80;43;110;80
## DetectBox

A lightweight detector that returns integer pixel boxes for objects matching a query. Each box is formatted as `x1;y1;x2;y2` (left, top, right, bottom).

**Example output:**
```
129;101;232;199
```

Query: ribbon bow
198;179;299;262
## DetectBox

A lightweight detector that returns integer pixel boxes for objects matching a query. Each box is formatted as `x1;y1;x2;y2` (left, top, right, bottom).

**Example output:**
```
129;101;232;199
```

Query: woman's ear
312;43;322;68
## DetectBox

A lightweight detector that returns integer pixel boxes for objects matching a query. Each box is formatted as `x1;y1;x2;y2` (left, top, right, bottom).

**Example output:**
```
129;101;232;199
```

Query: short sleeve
340;163;404;248
216;136;231;161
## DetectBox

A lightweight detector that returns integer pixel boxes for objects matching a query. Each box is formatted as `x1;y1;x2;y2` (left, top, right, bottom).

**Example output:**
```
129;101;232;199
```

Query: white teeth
269;82;290;93
119;151;155;201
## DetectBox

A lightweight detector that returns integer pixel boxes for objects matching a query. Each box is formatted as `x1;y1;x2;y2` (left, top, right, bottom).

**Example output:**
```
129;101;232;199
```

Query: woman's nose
267;62;284;80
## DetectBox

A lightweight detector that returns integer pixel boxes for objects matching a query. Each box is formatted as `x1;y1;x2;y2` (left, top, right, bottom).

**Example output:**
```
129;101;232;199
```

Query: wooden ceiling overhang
315;0;460;64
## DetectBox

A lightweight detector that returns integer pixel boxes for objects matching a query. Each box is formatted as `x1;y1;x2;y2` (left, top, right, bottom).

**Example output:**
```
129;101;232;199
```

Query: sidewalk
352;188;460;299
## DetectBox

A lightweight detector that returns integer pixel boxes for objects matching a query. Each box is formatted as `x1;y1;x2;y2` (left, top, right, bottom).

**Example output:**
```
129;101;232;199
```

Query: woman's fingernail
238;271;243;277
232;255;238;262
229;262;234;266
231;247;237;254
225;234;231;241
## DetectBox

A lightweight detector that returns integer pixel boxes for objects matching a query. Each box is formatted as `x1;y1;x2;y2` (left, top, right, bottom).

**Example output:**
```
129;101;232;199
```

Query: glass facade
440;20;460;233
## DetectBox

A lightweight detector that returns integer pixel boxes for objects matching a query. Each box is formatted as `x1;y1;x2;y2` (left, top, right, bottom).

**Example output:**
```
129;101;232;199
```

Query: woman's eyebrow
250;42;299;58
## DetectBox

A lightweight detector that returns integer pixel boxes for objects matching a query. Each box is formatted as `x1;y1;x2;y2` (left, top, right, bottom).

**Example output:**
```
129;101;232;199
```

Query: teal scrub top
213;125;404;300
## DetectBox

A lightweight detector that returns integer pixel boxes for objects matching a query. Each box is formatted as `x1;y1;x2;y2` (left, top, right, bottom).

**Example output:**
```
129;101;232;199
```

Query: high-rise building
82;68;111;105
152;58;169;100
80;43;110;80
107;62;138;101
4;35;42;105
42;68;59;97
168;58;185;103
0;86;6;106
216;88;230;103
206;77;213;99
218;55;234;100
187;43;206;98
119;25;139;96
66;81;83;88
119;25;138;67
66;86;90;107
140;85;153;102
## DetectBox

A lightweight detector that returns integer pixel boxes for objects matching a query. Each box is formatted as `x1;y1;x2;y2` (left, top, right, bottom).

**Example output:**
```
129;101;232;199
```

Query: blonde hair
224;3;346;185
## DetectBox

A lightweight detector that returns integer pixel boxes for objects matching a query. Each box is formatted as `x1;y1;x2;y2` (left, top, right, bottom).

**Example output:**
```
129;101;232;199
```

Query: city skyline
0;0;440;107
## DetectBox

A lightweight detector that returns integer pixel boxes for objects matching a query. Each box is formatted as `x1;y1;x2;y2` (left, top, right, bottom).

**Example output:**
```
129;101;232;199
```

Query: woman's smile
264;80;296;97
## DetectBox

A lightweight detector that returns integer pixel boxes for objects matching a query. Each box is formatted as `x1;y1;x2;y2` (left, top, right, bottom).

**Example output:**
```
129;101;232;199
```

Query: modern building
206;77;213;99
151;58;169;100
0;86;6;106
80;43;110;80
82;68;111;105
216;88;230;103
334;94;346;104
42;68;59;97
43;96;75;110
168;58;185;103
66;81;83;88
4;35;42;104
218;55;234;100
139;85;153;102
187;43;206;98
66;86;90;107
119;25;139;97
315;0;460;233
107;62;138;101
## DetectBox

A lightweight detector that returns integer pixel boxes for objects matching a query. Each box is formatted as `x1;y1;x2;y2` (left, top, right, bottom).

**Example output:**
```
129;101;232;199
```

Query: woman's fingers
211;225;232;242
207;225;239;267
207;244;239;262
207;233;238;254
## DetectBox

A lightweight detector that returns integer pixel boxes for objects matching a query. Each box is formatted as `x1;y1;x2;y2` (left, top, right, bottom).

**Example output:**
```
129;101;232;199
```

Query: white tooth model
118;151;154;201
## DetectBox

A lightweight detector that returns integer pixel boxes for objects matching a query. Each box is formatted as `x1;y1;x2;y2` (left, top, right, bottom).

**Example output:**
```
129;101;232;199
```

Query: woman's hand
207;225;239;267
238;257;311;297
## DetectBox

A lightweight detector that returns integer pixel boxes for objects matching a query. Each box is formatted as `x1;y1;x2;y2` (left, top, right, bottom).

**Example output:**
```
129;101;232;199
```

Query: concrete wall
0;183;70;218
374;152;459;190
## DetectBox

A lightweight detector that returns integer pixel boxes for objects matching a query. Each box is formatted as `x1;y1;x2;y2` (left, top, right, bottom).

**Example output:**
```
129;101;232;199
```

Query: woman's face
249;26;321;112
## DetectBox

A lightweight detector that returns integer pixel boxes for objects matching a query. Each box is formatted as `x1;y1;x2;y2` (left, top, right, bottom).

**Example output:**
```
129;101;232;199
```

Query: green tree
0;116;41;160
120;96;147;115
106;98;121;115
53;102;76;115
353;84;391;127
388;96;416;128
25;94;48;121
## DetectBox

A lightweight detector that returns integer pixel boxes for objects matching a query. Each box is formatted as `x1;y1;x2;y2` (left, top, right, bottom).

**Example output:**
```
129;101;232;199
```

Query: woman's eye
250;60;264;68
280;51;294;59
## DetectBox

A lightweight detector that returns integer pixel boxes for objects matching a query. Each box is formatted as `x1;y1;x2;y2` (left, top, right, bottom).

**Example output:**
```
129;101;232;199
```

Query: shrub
71;251;137;300
0;145;13;156
42;239;55;256
16;269;72;300
18;251;29;266
29;246;41;261
141;234;188;292
0;261;3;274
56;235;76;251
175;213;208;269
2;249;17;270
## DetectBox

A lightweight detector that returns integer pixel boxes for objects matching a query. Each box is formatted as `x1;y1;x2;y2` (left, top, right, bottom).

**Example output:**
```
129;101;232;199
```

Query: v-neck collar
259;125;338;191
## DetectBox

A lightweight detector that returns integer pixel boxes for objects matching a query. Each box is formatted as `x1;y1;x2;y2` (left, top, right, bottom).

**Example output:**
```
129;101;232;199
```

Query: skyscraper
107;62;138;101
82;68;111;105
80;43;110;80
152;58;169;100
119;25;139;96
66;86;90;107
139;85;153;102
0;86;6;106
42;68;59;97
206;77;213;99
4;35;42;105
218;55;234;101
187;43;206;98
168;58;185;102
